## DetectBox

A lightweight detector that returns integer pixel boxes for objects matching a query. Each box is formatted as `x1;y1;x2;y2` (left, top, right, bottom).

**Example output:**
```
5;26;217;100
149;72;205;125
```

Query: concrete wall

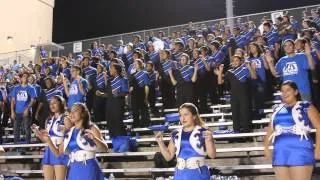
0;0;54;65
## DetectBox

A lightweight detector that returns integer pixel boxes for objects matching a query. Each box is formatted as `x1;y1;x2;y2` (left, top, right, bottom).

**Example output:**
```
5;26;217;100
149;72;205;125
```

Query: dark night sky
52;0;320;43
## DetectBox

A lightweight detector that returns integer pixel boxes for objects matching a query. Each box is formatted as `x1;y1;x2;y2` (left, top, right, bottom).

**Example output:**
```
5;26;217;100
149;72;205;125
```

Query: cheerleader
264;81;320;180
37;103;108;180
155;103;216;180
32;95;71;180
168;53;198;107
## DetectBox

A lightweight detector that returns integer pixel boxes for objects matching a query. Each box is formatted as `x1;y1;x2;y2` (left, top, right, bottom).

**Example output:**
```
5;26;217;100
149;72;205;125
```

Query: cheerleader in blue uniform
264;81;320;180
156;103;216;180
38;103;108;180
32;95;71;180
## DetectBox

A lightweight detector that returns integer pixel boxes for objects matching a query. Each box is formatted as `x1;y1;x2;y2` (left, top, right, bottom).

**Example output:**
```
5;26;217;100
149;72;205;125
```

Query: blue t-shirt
248;56;266;82
275;53;310;95
67;78;89;109
11;85;37;113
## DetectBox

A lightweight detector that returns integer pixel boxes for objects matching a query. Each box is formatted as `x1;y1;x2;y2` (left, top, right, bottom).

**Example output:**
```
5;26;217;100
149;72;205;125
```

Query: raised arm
265;51;278;77
155;132;175;161
168;70;177;86
84;125;108;152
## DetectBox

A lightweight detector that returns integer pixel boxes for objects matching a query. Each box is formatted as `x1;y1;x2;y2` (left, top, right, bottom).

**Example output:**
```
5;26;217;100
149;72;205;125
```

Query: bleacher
0;91;318;180
1;4;320;180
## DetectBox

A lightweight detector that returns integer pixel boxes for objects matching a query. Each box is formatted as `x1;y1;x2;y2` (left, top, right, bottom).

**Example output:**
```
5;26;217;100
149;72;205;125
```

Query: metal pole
226;0;234;30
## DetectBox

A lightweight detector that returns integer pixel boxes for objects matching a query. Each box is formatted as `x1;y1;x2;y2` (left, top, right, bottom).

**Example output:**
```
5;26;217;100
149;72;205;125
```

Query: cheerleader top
171;125;207;159
64;127;98;153
269;101;313;143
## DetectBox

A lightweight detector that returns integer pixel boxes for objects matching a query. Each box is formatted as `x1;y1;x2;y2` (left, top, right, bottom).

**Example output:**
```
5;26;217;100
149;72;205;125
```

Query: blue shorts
67;158;105;180
174;166;210;180
273;134;315;166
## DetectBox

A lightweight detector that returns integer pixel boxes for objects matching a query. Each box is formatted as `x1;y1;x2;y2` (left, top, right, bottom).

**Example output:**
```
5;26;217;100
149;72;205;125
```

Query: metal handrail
59;4;320;45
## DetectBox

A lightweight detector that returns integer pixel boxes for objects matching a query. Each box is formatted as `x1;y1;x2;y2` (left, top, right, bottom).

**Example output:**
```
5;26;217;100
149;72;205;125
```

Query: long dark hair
249;42;263;58
72;103;92;134
50;95;66;115
281;80;302;101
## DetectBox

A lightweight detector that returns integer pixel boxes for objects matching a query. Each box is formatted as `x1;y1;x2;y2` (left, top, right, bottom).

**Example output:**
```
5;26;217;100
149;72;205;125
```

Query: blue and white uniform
42;115;68;165
270;101;315;166
172;126;210;180
64;127;104;180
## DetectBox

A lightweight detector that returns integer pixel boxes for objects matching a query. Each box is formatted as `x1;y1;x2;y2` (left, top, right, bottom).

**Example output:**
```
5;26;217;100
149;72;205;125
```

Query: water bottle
109;173;115;180
0;174;4;180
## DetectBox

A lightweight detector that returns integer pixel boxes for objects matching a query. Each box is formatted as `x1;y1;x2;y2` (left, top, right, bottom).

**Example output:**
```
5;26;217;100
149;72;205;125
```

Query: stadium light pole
226;0;234;30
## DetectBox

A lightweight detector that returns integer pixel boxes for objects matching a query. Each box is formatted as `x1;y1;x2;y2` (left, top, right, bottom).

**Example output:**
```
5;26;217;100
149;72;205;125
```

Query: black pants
195;76;208;113
106;96;126;137
160;78;176;109
93;95;107;122
31;100;39;125
0;101;10;143
207;73;219;105
38;103;49;129
251;80;266;119
86;91;94;113
230;86;252;133
176;82;194;107
131;87;150;128
148;84;158;115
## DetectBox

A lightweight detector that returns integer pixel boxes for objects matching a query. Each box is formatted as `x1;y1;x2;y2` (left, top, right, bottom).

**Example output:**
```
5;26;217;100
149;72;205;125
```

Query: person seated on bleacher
32;95;71;180
155;103;216;180
266;39;316;101
37;103;108;180
264;81;320;180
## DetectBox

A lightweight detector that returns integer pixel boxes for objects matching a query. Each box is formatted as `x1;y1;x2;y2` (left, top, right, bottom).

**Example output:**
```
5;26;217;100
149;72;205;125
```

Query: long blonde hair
179;103;205;127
